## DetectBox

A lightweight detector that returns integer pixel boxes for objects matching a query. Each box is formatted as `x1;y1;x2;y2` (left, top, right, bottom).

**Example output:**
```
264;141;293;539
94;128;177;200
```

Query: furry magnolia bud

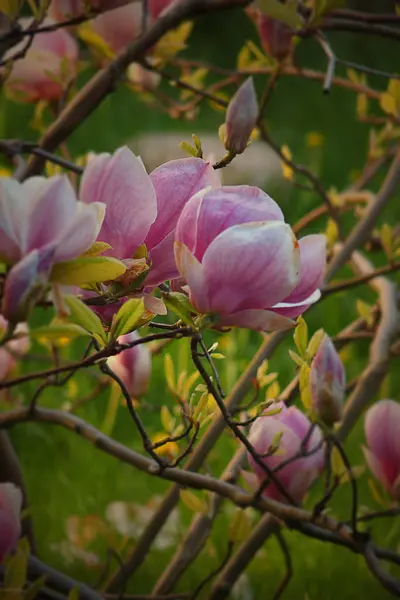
224;77;258;155
310;336;345;426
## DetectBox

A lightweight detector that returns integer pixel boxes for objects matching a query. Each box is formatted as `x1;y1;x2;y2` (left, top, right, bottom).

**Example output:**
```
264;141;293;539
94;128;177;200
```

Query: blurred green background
1;3;400;599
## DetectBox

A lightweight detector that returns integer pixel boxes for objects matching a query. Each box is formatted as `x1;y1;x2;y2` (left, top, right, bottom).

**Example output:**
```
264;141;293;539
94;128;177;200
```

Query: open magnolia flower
0;483;22;564
81;146;220;289
174;186;326;332
0;175;105;321
4;18;79;103
247;403;325;503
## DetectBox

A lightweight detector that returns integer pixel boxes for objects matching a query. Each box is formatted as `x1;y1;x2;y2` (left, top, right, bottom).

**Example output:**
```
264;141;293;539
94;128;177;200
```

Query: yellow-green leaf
4;544;28;589
161;405;174;433
356;299;374;327
81;241;112;257
51;256;126;286
164;354;176;393
281;144;294;180
380;92;398;117
108;297;145;341
381;223;393;259
294;316;308;357
228;509;252;544
63;294;106;342
299;362;312;411
24;575;48;600
162;291;195;325
257;0;302;28
30;323;90;343
179;489;207;513
67;588;80;600
331;446;346;479
289;349;304;368
307;328;325;359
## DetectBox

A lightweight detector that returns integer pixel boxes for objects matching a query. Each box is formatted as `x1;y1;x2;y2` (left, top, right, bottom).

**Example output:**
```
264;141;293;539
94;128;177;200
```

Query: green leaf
81;241;113;257
307;328;325;359
180;141;198;157
288;349;304;368
67;588;80;600
294;316;308;357
381;223;393;259
228;509;252;544
24;576;48;600
162;292;195;325
356;299;374;327
161;405;175;433
256;0;302;28
164;354;176;392
108;297;145;342
50;256;126;285
311;0;345;22
4;545;28;590
64;295;106;343
30;323;90;343
299;362;312;411
180;489;208;513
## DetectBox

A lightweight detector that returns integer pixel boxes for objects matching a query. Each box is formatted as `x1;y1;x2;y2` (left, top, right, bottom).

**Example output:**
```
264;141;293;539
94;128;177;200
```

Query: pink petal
202;221;299;314
146;231;178;286
146;158;220;252
218;308;294;332
176;186;284;262
0;349;14;382
53;202;105;262
364;400;400;487
275;234;326;306
80;147;157;259
0;179;26;262
272;289;321;319
363;446;391;493
174;242;209;314
23;176;77;255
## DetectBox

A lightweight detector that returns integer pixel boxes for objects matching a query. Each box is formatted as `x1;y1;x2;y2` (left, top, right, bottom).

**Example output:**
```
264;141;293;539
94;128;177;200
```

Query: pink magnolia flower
81;146;220;288
0;483;22;563
107;331;151;397
89;3;142;55
247;8;294;61
0;315;30;382
0;175;105;321
148;0;176;18
174;186;326;332
48;0;133;21
248;403;325;503
310;335;345;426
363;400;400;501
225;78;258;155
4;18;79;102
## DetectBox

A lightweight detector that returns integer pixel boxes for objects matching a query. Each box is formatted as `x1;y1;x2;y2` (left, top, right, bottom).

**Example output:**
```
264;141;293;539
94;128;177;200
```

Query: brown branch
318;19;400;43
21;0;251;179
330;10;400;24
322;261;400;297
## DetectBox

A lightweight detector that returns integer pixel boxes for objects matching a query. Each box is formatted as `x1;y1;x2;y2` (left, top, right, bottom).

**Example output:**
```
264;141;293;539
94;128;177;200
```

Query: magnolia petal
277;235;326;306
143;294;167;316
23;175;78;255
174;242;209;314
146;158;220;251
53;202;106;262
364;400;400;487
146;231;178;287
80;147;157;259
176;186;284;262
272;288;321;319
362;446;391;494
202;221;299;315
218;308;294;332
0;179;27;262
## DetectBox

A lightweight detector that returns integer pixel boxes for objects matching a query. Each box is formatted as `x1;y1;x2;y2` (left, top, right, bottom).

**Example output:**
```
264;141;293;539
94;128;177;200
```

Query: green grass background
1;7;400;599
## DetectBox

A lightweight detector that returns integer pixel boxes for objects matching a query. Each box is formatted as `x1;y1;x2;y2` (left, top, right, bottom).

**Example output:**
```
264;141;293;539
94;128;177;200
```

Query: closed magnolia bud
247;8;294;61
310;336;345;426
224;77;258;155
364;400;400;502
0;483;22;563
107;331;151;398
0;315;30;382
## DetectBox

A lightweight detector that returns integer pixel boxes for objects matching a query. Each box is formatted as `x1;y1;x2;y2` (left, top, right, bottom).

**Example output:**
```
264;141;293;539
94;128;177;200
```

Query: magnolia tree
0;0;400;598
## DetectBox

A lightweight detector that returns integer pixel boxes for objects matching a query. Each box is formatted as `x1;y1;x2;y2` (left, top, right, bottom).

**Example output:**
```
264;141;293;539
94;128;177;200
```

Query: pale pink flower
363;400;400;501
0;483;22;563
4;18;79;102
107;331;151;397
248;403;325;503
174;186;326;332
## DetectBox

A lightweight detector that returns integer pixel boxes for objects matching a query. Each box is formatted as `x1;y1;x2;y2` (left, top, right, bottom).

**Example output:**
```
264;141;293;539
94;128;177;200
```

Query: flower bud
310;336;345;426
364;400;400;502
224;77;258;155
247;8;294;61
248;402;324;503
0;483;22;563
0;315;30;382
107;331;151;398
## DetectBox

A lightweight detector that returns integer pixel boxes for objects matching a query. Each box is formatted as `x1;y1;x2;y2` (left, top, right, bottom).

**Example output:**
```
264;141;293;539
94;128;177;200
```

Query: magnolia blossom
174;186;326;332
81;146;220;288
0;483;22;563
248;403;325;503
148;0;176;18
4;18;79;102
89;3;142;55
363;400;400;501
0;176;104;321
225;78;258;155
0;315;30;381
48;0;133;21
107;331;151;397
310;336;345;426
247;8;294;60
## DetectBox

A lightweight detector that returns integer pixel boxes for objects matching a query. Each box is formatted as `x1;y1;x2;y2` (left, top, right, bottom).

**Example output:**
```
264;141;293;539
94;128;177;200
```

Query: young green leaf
63;295;106;342
51;256;126;285
108;297;145;341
